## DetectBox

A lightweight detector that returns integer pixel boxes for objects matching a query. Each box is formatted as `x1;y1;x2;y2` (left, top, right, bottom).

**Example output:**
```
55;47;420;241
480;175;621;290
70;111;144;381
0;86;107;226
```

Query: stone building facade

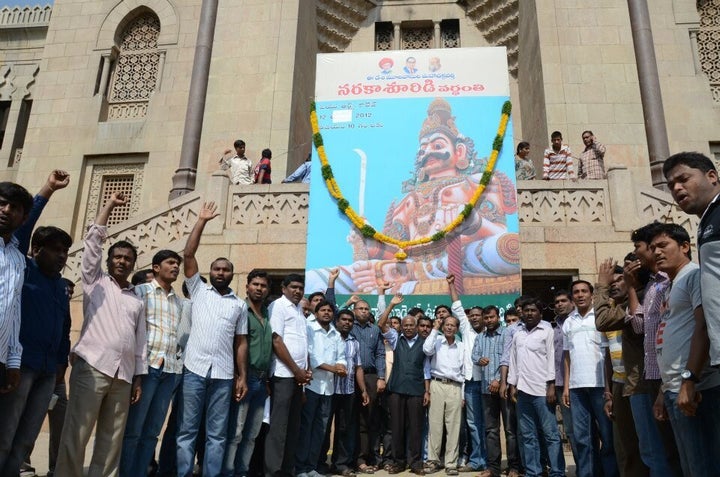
1;0;719;304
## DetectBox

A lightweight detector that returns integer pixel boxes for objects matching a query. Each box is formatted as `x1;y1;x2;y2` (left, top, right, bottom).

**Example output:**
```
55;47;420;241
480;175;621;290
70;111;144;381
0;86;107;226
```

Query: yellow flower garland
311;100;512;260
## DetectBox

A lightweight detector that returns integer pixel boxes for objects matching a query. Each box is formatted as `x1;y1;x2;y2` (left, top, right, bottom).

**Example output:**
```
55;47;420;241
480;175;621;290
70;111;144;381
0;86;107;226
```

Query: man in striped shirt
0;181;33;394
177;201;249;477
542;131;575;180
120;249;183;477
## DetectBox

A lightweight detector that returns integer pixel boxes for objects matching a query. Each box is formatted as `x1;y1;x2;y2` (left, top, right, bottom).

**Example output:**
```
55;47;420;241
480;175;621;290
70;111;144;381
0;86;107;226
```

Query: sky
0;0;52;7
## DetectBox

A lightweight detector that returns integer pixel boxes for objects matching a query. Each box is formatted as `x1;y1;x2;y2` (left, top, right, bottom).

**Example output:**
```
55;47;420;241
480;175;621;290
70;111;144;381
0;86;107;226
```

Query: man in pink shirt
55;192;146;477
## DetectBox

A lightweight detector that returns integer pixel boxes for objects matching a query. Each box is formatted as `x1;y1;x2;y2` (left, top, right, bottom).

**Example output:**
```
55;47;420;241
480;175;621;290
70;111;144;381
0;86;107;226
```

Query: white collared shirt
563;308;607;388
423;328;465;385
508;320;555;397
184;273;248;380
452;300;482;381
269;294;308;378
306;321;346;396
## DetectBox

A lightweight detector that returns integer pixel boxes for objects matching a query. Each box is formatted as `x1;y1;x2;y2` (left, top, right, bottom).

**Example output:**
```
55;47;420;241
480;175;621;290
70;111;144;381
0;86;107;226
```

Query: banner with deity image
306;48;521;315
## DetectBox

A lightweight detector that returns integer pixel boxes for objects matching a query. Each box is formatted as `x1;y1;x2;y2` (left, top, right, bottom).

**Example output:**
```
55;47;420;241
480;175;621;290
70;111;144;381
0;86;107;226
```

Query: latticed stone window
107;12;161;120
441;20;460;48
84;162;144;229
697;0;720;103
375;22;393;50
402;26;433;49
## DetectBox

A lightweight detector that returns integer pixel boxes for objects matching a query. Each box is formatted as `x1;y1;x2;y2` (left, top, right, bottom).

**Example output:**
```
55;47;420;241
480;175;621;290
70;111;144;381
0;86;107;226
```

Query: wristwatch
681;369;700;383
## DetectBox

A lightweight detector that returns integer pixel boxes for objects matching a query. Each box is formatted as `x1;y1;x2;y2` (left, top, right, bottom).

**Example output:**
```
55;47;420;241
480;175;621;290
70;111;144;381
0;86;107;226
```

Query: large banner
306;48;520;315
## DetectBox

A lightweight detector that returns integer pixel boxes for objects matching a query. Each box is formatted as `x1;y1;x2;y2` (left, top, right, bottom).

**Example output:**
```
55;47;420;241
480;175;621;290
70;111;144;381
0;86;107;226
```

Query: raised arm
377;292;403;334
16;170;70;255
184;201;219;278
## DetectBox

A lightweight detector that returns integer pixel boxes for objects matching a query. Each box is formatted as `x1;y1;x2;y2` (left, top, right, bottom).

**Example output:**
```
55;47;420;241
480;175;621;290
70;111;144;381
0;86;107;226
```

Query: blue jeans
569;387;618;477
177;368;233;477
664;386;720;477
629;393;675;477
516;391;565;477
120;365;180;477
295;389;332;474
0;366;55;475
463;380;488;470
222;373;268;477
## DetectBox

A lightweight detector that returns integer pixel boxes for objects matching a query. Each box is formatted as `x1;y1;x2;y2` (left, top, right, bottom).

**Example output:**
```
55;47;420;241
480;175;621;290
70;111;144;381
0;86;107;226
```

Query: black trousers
388;392;424;471
356;373;390;466
265;377;303;477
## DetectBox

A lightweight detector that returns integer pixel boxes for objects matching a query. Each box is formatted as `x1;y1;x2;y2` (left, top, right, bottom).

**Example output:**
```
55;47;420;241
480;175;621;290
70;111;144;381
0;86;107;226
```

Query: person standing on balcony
543;131;574;180
578;131;607;180
254;149;273;184
515;142;536;180
282;154;312;184
55;191;146;477
220;140;254;185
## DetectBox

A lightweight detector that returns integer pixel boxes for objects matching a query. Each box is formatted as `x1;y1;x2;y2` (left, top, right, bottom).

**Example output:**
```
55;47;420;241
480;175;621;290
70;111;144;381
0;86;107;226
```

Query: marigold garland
310;100;512;260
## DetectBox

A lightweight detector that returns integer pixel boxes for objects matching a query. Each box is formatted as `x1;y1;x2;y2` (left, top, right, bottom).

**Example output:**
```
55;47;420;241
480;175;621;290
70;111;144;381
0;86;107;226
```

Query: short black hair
649;223;692;260
152;249;181;267
234;139;246;148
131;269;153;286
308;291;325;303
434;304;451;316
282;273;304;287
551;131;563;140
516;141;530;155
571;279;594;294
521;297;543;310
505;307;520;318
630;221;663;244
663;151;716;178
582;130;594;137
418;316;432;326
483;305;499;316
108;240;138;263
247;269;268;284
262;148;272;159
0;182;33;215
314;299;333;314
211;257;234;272
553;289;571;300
407;307;425;317
31;226;72;250
514;294;534;309
337;308;355;321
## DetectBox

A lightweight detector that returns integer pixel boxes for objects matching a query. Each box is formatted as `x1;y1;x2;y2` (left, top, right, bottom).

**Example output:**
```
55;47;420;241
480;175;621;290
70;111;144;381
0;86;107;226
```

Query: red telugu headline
338;79;485;97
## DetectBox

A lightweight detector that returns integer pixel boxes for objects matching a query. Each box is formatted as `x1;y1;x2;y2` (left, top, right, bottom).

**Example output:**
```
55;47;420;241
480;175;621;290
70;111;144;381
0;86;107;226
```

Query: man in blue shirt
0;170;71;476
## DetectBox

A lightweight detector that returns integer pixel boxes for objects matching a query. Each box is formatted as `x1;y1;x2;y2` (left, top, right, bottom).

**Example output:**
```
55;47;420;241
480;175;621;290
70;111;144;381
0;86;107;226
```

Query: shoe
358;464;375;474
387;464;405;475
474;471;492;477
411;468;426;476
457;465;477;473
424;461;443;474
445;469;459;476
20;464;36;477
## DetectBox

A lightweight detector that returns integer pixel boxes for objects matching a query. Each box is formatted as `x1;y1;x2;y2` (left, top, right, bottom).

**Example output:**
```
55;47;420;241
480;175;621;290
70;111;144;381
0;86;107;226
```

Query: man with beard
265;273;311;477
177;201;249;477
55;192;146;477
223;269;273;477
377;294;430;475
0;171;71;476
594;259;647;477
120;249;184;477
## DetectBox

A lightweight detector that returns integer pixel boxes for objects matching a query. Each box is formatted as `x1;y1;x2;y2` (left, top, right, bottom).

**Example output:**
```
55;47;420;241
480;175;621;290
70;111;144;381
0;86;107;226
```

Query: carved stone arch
96;0;179;49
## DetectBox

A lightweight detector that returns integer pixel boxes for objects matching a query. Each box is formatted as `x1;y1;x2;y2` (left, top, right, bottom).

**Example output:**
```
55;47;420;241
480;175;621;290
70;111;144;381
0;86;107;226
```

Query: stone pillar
434;21;441;48
169;0;219;199
607;166;640;232
393;22;401;50
627;0;670;189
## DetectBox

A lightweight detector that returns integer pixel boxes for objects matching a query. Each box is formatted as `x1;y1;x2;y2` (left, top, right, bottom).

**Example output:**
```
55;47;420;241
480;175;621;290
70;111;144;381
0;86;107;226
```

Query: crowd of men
0;149;719;477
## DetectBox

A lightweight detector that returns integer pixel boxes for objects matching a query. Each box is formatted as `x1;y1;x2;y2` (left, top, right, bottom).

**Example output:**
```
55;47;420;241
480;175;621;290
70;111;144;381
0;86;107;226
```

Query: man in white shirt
423;314;466;476
265;274;312;477
508;298;564;477
177;201;249;477
562;280;617;477
220;140;254;185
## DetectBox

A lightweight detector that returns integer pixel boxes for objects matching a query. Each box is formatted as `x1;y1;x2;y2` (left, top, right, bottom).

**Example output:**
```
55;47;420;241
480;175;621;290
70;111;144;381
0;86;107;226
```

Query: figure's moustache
416;151;451;167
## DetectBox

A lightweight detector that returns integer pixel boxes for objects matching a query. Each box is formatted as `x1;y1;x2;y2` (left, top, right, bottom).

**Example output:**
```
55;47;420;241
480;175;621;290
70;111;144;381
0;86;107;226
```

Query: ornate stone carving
518;185;608;225
107;12;161;120
0;5;51;26
64;193;201;293
638;189;699;239
231;192;309;226
0;63;40;100
697;0;720;103
316;0;375;52
441;22;460;48
464;0;519;77
401;26;433;50
375;22;393;51
84;163;145;230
